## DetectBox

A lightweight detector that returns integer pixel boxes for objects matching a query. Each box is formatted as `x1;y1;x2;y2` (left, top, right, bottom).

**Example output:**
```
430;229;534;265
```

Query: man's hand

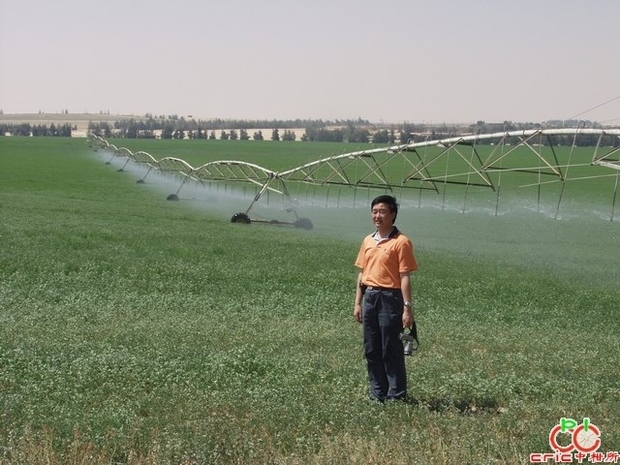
354;303;362;323
402;307;413;328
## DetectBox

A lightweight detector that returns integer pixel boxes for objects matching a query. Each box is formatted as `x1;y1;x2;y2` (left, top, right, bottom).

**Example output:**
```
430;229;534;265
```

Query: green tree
282;130;296;141
161;125;174;139
59;123;72;137
346;127;370;143
372;130;389;144
125;120;138;138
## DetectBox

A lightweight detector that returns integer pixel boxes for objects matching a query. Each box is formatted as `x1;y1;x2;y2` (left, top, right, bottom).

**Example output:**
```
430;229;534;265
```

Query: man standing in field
353;195;418;402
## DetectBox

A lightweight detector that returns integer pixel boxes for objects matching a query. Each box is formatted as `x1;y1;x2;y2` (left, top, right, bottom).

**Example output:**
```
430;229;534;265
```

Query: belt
365;286;399;292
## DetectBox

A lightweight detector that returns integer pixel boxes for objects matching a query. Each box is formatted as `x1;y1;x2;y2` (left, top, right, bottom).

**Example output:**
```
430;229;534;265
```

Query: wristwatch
404;301;412;308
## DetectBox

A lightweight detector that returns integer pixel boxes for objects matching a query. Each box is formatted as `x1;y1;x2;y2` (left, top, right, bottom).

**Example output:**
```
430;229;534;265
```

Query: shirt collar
372;226;400;242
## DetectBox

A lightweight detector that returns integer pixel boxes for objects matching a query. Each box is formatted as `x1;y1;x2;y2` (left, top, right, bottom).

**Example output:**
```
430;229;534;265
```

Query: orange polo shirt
355;227;418;289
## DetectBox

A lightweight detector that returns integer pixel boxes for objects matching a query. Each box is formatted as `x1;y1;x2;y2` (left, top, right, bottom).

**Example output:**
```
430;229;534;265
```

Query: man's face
371;202;395;229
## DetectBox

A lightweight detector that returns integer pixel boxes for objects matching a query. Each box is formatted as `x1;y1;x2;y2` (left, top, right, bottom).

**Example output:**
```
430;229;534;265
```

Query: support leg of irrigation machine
117;157;131;172
230;177;313;229
137;165;154;184
167;174;191;201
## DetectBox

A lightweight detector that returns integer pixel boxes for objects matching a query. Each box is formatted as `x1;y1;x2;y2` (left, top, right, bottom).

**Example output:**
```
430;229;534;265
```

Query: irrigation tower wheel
231;212;251;224
294;217;313;230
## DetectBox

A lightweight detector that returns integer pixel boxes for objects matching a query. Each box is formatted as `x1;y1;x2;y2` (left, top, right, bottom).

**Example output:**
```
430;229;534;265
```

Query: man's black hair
371;195;398;222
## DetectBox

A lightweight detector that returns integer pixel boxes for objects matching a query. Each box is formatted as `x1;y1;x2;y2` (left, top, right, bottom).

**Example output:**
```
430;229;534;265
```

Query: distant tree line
0;123;73;137
86;117;618;146
88;117;415;143
3;114;616;146
89;116;365;132
87;116;379;142
466;120;619;146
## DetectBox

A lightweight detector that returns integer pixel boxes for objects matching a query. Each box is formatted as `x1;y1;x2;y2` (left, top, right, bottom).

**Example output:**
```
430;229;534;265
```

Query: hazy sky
1;0;619;124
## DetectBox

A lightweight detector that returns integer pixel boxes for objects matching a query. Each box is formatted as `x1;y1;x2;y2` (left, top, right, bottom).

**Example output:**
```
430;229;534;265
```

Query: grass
102;138;360;172
0;137;619;464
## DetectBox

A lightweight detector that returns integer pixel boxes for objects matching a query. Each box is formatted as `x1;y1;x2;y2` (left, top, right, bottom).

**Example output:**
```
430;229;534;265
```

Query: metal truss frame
89;128;620;222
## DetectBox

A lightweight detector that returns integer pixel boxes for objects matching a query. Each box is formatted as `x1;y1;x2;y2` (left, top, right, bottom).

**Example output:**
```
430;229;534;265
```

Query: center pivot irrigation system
89;127;620;225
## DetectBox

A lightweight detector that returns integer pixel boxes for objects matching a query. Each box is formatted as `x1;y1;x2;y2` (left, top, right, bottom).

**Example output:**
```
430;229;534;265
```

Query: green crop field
0;137;619;464
103;138;353;172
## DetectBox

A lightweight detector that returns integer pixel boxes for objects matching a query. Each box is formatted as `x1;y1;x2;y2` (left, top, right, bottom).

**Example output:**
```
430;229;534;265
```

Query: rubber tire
231;212;251;224
294;218;313;230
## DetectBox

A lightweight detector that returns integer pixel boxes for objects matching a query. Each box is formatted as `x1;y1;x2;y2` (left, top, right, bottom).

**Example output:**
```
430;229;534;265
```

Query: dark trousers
362;289;407;401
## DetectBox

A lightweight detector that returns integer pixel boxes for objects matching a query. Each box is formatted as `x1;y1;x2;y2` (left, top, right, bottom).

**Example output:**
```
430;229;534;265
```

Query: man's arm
400;272;414;328
354;271;363;323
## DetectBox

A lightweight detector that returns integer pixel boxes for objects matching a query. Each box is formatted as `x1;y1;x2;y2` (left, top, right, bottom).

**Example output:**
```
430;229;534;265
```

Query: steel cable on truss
554;126;581;219
493;135;505;216
462;131;480;214
567;94;620;121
